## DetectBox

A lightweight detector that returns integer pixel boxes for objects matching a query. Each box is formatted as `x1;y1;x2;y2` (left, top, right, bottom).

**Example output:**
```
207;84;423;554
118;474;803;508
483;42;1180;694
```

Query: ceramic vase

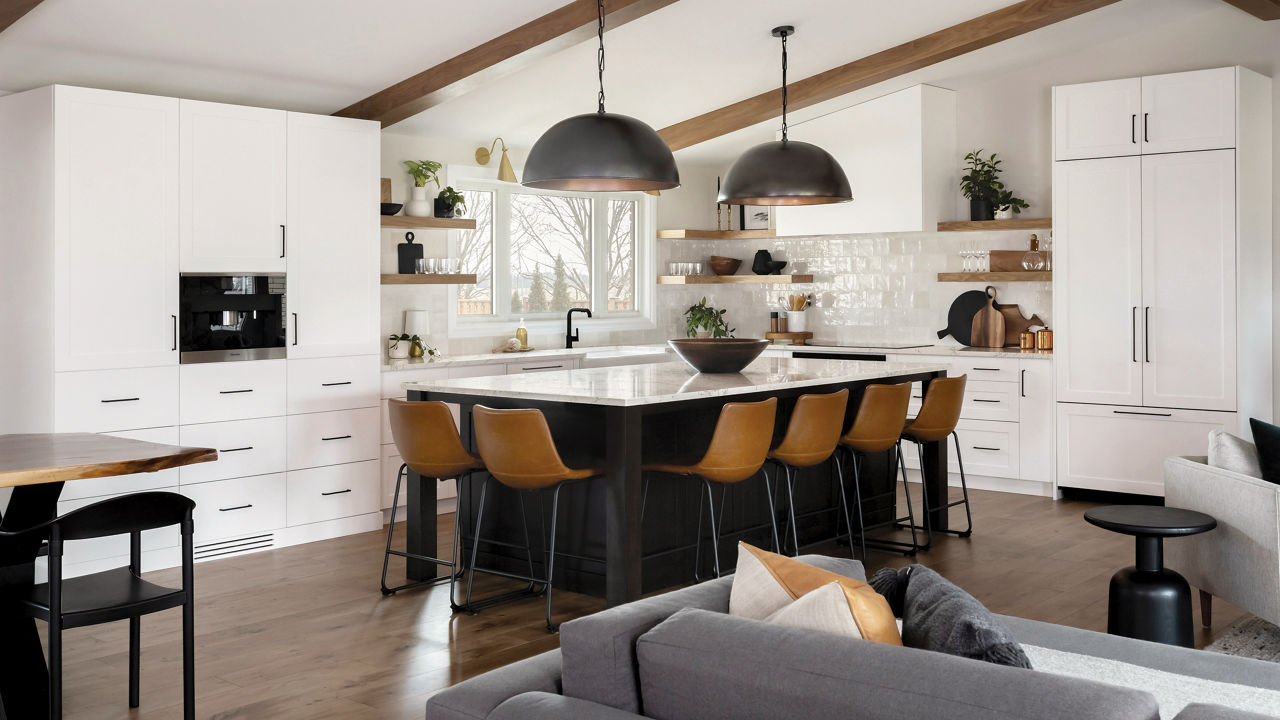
387;339;409;360
405;186;432;217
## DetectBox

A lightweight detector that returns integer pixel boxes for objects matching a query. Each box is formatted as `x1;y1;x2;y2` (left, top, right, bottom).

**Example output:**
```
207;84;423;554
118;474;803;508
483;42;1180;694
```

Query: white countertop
383;344;670;372
778;343;1053;360
403;357;949;407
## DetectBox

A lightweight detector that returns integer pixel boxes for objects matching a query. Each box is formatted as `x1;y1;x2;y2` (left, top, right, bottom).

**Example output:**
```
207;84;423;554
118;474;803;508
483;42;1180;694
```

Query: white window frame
446;170;656;338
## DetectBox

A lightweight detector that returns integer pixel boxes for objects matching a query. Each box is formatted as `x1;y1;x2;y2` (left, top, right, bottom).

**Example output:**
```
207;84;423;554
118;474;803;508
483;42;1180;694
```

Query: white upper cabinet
1054;78;1141;161
1054;68;1236;160
1140;68;1236;155
775;85;956;236
1053;156;1143;405
285;112;379;359
179;100;286;273
54;86;180;371
1141;150;1236;411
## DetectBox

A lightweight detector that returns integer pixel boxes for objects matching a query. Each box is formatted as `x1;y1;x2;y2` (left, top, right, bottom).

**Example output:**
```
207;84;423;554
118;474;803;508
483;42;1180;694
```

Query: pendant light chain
780;30;789;142
597;0;607;114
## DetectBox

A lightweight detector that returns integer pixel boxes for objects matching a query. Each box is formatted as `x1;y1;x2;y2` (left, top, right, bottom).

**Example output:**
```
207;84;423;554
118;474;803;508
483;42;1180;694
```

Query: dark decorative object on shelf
380;202;403;216
969;198;994;222
397;231;422;274
751;249;787;275
434;186;466;219
668;338;768;374
961;150;1027;221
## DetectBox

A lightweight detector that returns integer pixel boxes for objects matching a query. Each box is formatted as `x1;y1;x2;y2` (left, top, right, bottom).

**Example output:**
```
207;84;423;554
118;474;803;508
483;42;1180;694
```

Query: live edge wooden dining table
401;356;950;607
0;433;216;719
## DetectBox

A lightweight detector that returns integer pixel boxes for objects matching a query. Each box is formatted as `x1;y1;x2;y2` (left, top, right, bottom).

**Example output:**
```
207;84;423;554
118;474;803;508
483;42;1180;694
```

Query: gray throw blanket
871;565;1033;669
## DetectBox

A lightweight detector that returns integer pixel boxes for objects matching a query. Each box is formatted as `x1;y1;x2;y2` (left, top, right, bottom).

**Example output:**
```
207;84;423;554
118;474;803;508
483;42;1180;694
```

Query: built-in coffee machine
179;275;286;363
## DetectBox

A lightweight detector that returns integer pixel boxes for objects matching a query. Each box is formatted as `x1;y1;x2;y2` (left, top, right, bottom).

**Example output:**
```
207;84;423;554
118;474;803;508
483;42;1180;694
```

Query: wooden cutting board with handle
970;286;1005;348
999;305;1045;346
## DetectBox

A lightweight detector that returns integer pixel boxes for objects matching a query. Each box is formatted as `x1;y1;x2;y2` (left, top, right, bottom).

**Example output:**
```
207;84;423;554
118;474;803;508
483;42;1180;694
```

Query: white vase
405;186;432;217
694;330;711;338
786;311;807;333
994;207;1015;220
387;339;409;359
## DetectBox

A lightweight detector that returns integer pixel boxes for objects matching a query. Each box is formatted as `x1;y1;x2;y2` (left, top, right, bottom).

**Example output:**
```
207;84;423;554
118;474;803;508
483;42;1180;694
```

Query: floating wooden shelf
657;229;776;240
381;273;478;285
765;331;813;346
657;274;813;285
936;218;1051;232
936;272;1052;282
380;215;476;230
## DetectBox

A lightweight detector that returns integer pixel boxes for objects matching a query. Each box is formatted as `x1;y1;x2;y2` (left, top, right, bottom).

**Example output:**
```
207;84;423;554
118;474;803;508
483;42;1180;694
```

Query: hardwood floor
54;487;1245;719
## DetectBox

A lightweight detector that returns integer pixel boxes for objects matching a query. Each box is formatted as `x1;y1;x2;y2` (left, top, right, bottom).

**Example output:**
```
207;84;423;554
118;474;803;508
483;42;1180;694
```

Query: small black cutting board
937;290;1002;346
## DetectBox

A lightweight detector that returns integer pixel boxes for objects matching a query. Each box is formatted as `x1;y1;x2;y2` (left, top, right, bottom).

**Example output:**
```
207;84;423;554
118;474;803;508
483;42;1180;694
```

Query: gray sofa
427;555;1280;720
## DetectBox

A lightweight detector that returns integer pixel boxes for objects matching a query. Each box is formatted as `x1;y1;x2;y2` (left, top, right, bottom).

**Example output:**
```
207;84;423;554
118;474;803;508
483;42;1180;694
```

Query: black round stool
1084;505;1216;648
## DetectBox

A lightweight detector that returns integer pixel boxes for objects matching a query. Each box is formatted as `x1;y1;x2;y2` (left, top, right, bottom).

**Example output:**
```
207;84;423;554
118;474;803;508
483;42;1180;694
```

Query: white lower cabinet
182;473;285;543
287;407;379;470
1056;403;1235;496
287;355;379;414
179;359;286;425
179;416;286;485
904;419;1020;480
287;460;379;525
53;366;179;432
60;426;181;501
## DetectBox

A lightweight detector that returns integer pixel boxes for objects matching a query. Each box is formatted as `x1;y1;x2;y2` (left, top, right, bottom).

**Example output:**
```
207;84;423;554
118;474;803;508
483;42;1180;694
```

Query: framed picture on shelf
740;206;770;231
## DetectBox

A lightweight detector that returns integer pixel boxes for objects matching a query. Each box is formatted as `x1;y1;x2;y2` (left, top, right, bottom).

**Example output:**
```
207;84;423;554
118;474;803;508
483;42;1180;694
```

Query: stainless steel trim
180;347;287;364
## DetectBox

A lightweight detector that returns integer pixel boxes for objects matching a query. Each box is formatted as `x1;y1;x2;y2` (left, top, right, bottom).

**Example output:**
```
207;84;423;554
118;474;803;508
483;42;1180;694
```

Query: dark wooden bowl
708;256;742;276
668;338;769;374
380;202;403;216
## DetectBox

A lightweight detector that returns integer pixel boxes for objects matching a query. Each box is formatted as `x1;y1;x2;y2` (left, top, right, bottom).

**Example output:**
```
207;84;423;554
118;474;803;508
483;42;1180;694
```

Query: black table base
1107;565;1194;647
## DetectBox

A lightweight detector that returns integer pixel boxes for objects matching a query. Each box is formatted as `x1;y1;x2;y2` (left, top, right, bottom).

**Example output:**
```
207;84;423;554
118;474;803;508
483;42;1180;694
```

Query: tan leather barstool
901;375;971;546
643;397;778;579
767;389;850;558
383;400;484;605
472;405;602;632
838;383;919;560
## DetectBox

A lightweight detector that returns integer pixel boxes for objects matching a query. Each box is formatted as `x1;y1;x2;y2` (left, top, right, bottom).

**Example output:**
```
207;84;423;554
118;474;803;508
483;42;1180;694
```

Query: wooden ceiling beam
0;0;45;36
658;0;1122;151
334;0;678;128
1220;0;1280;20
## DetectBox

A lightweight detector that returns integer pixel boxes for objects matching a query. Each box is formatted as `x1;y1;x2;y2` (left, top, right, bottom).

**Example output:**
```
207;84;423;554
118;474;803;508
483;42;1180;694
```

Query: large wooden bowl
708;256;742;276
668;338;768;374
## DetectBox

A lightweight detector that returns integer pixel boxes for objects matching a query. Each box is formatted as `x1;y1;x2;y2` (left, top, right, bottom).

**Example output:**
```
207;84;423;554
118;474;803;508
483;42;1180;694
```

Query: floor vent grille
195;533;274;561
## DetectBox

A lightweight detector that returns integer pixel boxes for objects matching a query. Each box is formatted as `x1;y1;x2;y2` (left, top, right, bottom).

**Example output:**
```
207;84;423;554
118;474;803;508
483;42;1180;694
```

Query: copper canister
1019;331;1036;350
1036;328;1054;351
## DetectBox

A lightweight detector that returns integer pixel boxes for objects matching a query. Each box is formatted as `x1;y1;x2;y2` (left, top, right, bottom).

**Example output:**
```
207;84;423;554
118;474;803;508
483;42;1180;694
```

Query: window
453;180;650;325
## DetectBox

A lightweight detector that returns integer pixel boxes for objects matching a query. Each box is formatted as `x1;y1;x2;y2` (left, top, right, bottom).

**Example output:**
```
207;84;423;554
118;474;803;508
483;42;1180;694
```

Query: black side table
1084;505;1216;647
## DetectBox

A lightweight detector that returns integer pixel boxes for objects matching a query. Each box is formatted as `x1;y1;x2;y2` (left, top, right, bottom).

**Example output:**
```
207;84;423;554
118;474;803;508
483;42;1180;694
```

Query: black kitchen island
402;356;949;606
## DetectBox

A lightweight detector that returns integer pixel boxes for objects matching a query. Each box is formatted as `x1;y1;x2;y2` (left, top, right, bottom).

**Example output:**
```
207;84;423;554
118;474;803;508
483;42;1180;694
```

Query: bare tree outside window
607;200;636;312
457;189;494;316
511;194;591;313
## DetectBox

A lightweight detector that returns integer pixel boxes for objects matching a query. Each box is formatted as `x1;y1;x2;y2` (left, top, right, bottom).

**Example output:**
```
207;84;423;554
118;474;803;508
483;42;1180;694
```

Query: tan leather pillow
729;542;902;645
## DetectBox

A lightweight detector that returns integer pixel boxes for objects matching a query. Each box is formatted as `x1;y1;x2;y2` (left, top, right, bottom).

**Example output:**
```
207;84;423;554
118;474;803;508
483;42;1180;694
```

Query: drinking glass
415;258;428;274
692;262;703;275
979;250;990;273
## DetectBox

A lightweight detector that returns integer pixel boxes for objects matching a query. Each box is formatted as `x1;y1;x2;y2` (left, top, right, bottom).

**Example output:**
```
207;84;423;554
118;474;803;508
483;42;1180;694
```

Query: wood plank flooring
54;487;1245;719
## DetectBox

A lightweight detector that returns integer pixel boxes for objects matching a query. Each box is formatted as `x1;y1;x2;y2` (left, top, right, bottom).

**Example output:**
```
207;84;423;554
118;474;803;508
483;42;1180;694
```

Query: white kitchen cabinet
288;355;380;414
903;418;1020;481
1141;150;1236;412
179;100;286;273
287;407;380;471
1056;404;1234;496
1053;77;1142;161
775;85;955;236
285;112;379;358
182;473;286;543
53;366;180;433
1140;68;1236;155
1053;156;1143;406
1018;360;1054;484
179;416;287;485
179;359;287;425
287;460;380;526
54;86;179;371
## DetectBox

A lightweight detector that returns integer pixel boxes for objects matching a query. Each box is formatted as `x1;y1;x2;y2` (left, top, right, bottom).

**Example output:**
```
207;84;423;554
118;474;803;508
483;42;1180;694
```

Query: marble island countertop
775;343;1053;360
403;357;949;407
383;344;672;372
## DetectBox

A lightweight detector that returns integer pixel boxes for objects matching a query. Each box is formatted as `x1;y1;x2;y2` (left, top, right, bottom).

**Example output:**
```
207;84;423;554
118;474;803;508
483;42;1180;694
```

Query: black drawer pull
972;367;1001;372
321;435;352;441
321;489;352;496
520;365;563;371
321;381;352;387
100;397;140;403
1113;410;1172;417
219;504;253;512
219;446;253;453
971;398;1001;403
218;389;254;395
912;395;923;400
972;446;1002;451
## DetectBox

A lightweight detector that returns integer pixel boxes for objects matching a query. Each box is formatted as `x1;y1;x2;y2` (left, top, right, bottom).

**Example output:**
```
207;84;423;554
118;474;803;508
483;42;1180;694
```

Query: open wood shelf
381;273;477;285
936;272;1052;282
657;274;813;285
936;218;1051;232
765;331;813;345
657;229;776;240
381;215;476;230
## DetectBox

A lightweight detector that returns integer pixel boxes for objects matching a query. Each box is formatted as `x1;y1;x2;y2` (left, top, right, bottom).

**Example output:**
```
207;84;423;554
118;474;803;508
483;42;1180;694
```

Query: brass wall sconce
475;137;518;183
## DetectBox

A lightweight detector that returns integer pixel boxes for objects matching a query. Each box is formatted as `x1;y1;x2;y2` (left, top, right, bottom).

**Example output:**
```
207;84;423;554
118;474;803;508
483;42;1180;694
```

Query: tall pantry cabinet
1053;67;1273;496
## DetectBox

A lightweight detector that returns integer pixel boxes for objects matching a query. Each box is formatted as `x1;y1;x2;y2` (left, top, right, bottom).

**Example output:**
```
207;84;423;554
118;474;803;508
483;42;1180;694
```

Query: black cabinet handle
321;489;352;496
1021;369;1027;398
171;315;178;351
219;446;253;453
101;397;140;403
219;504;252;512
280;225;286;259
520;365;564;371
972;367;1000;372
292;313;298;346
1131;114;1137;144
972;446;1002;452
912;395;923;400
972;398;1001;403
1113;410;1172;417
321;435;352;441
1143;112;1149;142
1132;306;1138;363
218;389;254;395
1144;306;1151;363
321;381;352;387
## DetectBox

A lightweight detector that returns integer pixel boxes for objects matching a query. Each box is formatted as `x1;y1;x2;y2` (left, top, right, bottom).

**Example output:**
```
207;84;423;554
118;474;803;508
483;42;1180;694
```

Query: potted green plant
683;297;735;338
403;160;442;217
993;188;1030;219
435;186;467;219
387;333;437;360
960;150;1028;222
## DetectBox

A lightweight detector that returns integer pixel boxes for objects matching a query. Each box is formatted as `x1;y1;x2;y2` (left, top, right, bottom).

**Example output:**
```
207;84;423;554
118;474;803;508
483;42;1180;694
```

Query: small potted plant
388;333;438;361
435;186;466;219
403;160;442;217
961;150;1028;222
994;188;1030;220
683;297;735;338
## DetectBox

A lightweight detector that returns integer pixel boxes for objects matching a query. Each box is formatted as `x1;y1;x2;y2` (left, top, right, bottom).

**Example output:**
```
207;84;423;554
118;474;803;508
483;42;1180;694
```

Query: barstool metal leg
517;491;540;593
850;450;868;561
464;475;490;612
952;431;974;537
833;452;856;559
759;469;781;553
447;474;465;612
379;465;407;595
381;464;463;597
783;465;800;557
545;482;564;632
693;478;707;582
704;478;723;578
896;442;921;554
914;441;934;548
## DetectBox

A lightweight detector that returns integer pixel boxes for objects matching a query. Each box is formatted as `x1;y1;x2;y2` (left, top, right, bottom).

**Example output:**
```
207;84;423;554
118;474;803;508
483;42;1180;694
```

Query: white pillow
1208;429;1262;478
764;582;866;640
728;542;794;620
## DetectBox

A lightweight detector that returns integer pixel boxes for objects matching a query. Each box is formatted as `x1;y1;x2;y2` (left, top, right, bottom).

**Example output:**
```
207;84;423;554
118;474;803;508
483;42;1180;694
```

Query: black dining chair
0;491;196;720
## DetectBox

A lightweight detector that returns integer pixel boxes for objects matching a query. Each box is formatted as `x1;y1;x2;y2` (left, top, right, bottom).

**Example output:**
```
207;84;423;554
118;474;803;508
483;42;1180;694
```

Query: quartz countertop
774;343;1053;360
382;344;670;372
403;357;948;407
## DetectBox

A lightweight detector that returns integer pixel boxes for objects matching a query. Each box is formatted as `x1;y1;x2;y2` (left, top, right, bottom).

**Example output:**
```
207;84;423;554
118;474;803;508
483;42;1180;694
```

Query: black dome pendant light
718;26;851;206
522;0;680;192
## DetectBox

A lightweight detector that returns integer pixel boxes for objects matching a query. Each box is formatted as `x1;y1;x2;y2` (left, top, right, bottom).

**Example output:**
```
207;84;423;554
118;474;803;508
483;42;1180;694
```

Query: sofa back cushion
558;554;865;714
1209;429;1263;478
636;608;1160;720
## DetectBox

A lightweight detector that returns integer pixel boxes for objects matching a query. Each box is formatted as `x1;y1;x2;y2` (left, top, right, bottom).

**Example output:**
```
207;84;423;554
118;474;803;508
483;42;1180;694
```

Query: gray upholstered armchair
1164;456;1280;628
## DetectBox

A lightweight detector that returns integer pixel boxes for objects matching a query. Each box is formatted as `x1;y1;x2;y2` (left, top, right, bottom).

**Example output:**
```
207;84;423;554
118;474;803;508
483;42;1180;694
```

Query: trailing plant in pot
961;150;1028;222
403;160;442;217
683;297;735;338
435;186;466;219
387;333;438;360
